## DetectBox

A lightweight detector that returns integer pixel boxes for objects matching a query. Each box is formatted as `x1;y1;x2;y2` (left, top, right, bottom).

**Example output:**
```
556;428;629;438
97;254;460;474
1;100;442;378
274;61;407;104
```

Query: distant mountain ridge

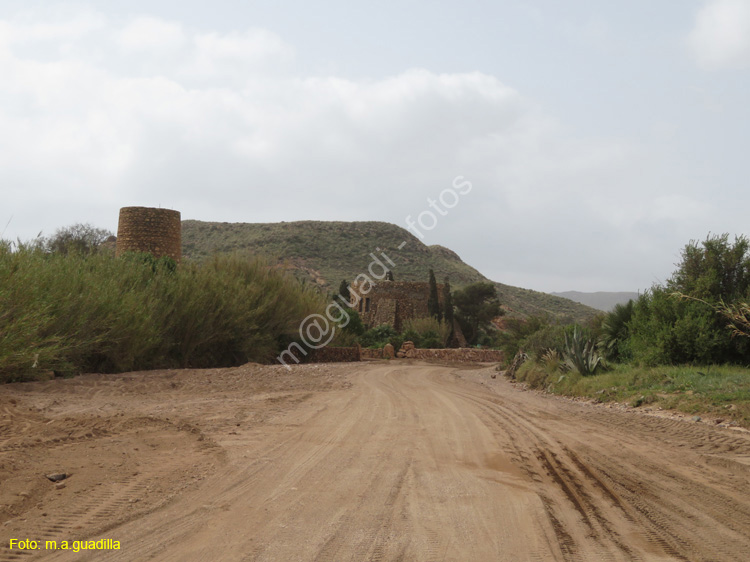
551;291;639;312
181;219;598;322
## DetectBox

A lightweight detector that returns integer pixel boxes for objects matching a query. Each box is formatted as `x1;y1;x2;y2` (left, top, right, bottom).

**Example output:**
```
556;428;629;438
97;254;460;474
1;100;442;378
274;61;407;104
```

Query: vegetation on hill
550;291;640;312
182;220;486;287
494;282;597;322
181;220;597;322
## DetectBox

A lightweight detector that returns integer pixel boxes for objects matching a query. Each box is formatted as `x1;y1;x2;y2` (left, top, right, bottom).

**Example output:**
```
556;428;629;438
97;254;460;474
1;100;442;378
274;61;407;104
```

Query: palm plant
598;300;634;361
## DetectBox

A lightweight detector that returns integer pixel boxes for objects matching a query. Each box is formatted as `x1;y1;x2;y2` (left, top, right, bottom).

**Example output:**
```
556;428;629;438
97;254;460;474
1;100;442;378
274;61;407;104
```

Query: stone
383;343;395;359
45;473;69;482
691;416;702;422
398;341;415;355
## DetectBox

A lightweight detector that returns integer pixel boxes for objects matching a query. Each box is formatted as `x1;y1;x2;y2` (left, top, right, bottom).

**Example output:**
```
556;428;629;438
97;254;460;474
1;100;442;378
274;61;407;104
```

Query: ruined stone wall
404;348;504;363
115;207;182;263
350;281;445;331
359;348;384;360
360;346;503;363
308;347;360;363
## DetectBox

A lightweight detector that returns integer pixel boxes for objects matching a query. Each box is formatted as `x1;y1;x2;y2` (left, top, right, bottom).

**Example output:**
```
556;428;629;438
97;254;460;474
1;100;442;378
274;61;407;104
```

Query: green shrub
625;288;735;366
623;234;750;366
494;316;550;363
522;324;567;360
515;361;550;389
0;245;325;381
402;317;451;348
359;325;398;349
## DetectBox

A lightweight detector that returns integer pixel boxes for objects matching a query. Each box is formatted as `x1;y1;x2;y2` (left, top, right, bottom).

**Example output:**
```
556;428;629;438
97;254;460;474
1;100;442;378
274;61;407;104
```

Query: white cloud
0;10;710;292
186;28;294;82
1;11;105;44
689;0;750;69
194;28;292;63
116;16;186;53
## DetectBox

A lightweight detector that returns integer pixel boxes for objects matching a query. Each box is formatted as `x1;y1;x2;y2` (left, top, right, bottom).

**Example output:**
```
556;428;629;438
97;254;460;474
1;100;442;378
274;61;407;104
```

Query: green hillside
181;220;597;322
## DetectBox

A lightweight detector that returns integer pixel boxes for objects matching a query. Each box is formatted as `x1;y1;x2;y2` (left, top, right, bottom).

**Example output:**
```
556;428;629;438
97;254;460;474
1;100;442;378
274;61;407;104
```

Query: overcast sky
2;0;749;292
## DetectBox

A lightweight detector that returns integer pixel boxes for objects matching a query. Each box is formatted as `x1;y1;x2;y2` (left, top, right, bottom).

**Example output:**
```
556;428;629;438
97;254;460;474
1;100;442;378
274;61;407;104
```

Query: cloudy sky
2;0;749;292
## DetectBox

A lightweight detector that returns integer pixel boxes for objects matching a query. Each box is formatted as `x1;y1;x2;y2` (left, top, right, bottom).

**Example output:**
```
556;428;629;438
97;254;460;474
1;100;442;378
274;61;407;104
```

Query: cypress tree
338;279;350;303
442;277;454;326
428;269;442;321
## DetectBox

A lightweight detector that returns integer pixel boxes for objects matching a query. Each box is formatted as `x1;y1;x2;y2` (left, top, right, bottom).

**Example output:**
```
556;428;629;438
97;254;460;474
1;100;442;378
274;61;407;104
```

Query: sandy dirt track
2;361;750;561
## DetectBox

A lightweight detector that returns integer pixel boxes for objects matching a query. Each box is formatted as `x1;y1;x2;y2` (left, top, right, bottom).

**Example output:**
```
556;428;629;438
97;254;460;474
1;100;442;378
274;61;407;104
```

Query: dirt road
2;361;750;561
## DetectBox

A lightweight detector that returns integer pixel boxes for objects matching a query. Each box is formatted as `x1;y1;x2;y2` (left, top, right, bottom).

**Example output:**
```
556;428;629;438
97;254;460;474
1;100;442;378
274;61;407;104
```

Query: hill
181;220;597;322
550;291;639;312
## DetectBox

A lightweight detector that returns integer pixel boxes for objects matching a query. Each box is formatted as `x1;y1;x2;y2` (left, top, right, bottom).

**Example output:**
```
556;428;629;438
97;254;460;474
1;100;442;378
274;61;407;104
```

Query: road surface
2;362;750;561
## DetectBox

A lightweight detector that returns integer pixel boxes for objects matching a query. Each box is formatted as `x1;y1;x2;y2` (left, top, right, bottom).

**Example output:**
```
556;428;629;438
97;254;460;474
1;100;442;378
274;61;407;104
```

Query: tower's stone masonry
115;207;182;263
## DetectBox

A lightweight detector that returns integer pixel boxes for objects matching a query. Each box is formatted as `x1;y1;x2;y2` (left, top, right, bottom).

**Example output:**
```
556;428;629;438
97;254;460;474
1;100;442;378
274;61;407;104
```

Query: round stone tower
115;206;181;263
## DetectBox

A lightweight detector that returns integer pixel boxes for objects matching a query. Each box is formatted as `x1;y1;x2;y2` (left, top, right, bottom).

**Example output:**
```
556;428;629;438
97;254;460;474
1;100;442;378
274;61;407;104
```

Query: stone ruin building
115;206;182;263
350;279;445;332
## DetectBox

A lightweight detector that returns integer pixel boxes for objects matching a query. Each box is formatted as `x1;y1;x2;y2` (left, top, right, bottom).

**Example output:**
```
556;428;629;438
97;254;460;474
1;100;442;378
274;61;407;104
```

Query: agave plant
540;348;567;373
564;326;604;376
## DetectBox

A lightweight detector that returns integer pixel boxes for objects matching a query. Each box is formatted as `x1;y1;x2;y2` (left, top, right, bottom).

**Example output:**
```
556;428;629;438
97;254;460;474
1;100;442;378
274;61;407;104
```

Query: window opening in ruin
365;298;371;312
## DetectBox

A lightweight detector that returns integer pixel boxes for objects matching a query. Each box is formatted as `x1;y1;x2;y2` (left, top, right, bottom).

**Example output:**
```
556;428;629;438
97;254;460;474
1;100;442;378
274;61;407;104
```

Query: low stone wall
360;348;384;360
404;348;504;363
308;347;360;363
359;347;504;363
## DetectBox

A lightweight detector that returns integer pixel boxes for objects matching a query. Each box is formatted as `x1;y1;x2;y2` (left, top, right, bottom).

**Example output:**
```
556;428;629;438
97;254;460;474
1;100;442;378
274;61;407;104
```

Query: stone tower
115;206;182;263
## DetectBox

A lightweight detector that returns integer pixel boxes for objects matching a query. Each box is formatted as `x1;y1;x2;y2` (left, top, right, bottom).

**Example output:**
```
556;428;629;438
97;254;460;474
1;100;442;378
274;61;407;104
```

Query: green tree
427;269;441;321
668;233;750;302
624;234;750;366
44;223;113;255
338;279;350;303
453;282;502;345
442;277;454;344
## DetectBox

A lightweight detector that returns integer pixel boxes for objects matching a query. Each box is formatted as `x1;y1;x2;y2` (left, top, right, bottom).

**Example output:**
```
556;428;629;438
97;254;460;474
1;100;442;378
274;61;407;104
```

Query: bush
44;223;113;255
522;324;567;360
623;233;750;366
402;317;451;348
0;245;325;381
625;287;736;366
359;325;398;349
494;316;550;362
